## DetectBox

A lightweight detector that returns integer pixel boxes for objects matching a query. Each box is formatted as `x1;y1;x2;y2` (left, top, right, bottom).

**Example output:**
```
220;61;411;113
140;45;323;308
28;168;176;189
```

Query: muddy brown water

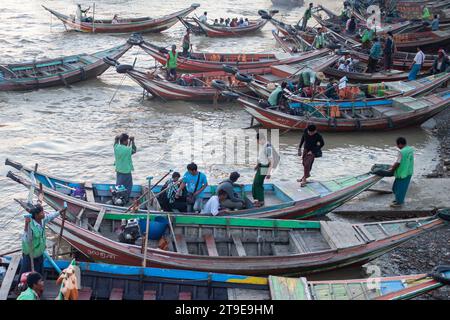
0;0;444;291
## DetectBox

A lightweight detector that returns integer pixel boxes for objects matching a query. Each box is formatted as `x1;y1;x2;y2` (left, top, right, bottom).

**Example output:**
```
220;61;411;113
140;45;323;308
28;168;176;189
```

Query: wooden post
92;3;95;33
141;190;151;267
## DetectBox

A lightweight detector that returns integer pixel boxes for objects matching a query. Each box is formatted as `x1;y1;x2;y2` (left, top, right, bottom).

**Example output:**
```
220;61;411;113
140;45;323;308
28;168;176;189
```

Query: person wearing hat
216;172;248;210
432;49;449;75
19;204;67;277
298;70;326;97
181;29;191;57
166;44;178;81
17;272;45;300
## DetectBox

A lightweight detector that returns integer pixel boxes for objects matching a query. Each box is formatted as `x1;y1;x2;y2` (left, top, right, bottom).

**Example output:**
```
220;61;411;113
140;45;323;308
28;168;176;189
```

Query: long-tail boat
34;207;450;275
233;90;450;132
0;35;141;91
2;258;448;300
185;10;277;37
272;30;437;71
106;57;267;101
137;40;332;72
42;3;200;33
6;159;384;221
247;72;450;108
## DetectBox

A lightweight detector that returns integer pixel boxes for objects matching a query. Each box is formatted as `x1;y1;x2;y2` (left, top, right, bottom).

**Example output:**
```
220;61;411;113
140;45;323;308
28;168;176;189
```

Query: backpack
266;143;280;170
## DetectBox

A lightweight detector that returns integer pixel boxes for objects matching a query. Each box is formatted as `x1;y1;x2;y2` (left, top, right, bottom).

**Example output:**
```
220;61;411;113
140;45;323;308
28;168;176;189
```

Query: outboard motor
110;185;128;206
118;219;141;244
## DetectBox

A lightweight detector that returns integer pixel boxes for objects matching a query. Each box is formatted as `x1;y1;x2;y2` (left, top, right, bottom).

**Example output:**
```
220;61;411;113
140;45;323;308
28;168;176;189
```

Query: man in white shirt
252;133;273;207
201;189;228;216
199;12;208;24
408;47;425;80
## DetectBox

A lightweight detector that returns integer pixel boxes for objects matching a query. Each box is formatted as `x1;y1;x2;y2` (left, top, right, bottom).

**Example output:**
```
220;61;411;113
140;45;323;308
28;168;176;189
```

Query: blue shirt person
177;162;208;212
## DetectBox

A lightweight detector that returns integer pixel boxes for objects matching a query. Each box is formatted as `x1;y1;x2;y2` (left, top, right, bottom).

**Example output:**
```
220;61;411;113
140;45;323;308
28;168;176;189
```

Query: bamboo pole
92;3;95;33
141;190;151;267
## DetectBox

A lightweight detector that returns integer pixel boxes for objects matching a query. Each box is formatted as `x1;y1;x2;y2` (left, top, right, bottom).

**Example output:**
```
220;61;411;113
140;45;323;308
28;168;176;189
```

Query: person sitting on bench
216;172;249;210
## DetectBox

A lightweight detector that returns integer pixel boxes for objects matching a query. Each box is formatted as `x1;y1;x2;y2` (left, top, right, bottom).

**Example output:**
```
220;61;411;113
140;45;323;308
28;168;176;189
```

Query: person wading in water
114;133;137;202
297;125;324;187
389;137;414;208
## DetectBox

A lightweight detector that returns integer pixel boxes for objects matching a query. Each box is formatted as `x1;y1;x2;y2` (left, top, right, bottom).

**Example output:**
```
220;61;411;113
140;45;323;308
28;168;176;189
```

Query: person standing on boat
182;29;191;57
166;45;178;81
422;6;431;24
301;3;314;31
177;162;208;212
298;125;324;187
431;49;449;75
114;133;136;201
199;11;208;23
366;37;381;73
17;272;44;300
431;15;440;31
313;28;326;49
383;32;396;72
75;4;90;22
408;47;425;81
252;133;273;207
361;28;374;50
389;137;414;208
345;16;357;35
297;70;326;97
19;204;67;277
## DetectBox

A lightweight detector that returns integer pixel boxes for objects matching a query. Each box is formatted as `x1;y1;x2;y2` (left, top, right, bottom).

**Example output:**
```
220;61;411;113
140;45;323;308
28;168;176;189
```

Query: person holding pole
19;204;67;278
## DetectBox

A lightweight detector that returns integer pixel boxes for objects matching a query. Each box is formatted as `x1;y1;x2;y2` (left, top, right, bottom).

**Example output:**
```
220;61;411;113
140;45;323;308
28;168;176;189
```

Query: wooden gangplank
0;255;22;300
268;276;311;300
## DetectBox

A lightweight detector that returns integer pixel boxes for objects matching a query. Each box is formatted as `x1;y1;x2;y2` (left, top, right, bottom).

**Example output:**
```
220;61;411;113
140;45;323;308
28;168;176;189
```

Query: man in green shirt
17;272;44;300
267;81;287;106
301;3;314;31
389;137;414;207
114;133;137;202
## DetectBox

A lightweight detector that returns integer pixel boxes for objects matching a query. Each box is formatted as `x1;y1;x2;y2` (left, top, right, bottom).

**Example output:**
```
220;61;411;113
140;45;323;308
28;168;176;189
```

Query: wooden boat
6;159;384;221
272;30;437;71
186;10;277;37
107;58;266;101
138;40;332;72
0;35;141;91
247;72;450;108
234;90;450;132
42;3;200;33
40;209;449;275
2;258;448;300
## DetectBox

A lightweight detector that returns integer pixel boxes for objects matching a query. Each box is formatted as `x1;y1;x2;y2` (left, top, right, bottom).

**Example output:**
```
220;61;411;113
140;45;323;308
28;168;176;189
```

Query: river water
0;0;441;281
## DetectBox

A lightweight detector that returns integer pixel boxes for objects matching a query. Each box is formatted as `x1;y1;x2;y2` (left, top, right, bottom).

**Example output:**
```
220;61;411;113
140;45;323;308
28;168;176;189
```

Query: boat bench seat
78;287;93;300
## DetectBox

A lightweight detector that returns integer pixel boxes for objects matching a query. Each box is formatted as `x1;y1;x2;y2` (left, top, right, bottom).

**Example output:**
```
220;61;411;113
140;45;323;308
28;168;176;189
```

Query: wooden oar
0;248;22;257
125;169;173;213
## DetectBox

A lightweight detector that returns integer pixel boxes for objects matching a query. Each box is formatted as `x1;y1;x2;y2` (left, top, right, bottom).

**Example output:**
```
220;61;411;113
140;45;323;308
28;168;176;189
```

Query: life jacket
395;146;414;179
166;51;178;69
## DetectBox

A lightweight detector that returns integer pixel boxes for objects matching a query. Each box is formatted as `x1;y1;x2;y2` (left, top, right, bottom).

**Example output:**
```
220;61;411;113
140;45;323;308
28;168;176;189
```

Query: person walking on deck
19;204;67;277
389;137;414;208
114;133;136;201
17;272;44;300
166;45;178;81
252;133;273;207
408;47;425;80
301;3;314;31
298;125;324;187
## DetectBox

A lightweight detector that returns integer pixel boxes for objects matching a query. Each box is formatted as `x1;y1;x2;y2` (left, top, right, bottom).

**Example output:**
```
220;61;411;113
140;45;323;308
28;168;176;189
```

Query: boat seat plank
175;234;189;254
204;234;219;256
323;221;365;248
354;225;376;242
0;254;21;300
231;234;247;257
84;182;96;203
275;182;320;202
78;287;93;300
269;276;311;300
143;290;157;300
227;288;271;300
288;231;309;254
109;288;124;300
93;207;106;232
179;292;192;300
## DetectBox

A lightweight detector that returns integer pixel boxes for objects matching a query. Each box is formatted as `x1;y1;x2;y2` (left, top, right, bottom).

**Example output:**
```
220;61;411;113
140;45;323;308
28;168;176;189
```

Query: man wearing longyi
114;133;137;202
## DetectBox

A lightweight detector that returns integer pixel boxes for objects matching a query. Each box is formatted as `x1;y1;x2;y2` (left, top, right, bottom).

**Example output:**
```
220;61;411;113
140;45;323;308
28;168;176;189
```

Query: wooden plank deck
174;234;189;254
204;234;219;256
84;182;96;203
0;254;21;300
231;234;247;257
268;276;311;300
321;221;365;249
